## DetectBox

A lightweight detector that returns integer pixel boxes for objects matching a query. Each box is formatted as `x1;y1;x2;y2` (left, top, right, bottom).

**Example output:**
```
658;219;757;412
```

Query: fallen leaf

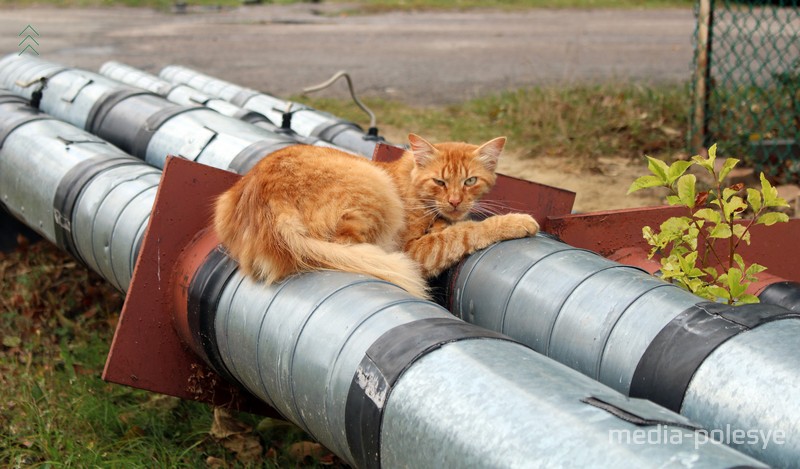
205;456;227;469
210;408;263;464
287;441;325;463
210;407;251;439
2;336;21;348
220;433;262;464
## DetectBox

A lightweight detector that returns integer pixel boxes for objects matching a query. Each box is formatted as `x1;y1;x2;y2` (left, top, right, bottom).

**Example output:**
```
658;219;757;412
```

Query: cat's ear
476;136;506;172
408;133;437;167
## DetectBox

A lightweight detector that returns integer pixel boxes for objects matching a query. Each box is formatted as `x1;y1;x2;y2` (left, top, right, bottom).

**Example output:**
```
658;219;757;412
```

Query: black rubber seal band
344;317;515;469
758;281;800;312
186;245;240;384
630;302;800;412
130;105;199;160
0;104;52;149
227;139;295;174
53;154;141;262
310;120;363;142
85;88;155;135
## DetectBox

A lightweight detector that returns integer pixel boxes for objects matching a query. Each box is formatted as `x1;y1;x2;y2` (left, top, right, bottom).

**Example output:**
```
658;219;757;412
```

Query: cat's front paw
489;213;540;240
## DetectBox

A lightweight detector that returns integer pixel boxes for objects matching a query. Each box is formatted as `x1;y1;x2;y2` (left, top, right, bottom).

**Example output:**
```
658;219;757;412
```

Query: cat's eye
464;177;478;186
433;179;447;187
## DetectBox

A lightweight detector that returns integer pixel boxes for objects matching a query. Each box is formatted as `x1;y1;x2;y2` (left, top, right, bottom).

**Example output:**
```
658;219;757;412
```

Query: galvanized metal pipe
0;92;765;468
0;55;298;173
158;65;382;157
445;234;800;467
0;90;157;292
97;61;344;151
99;61;275;127
199;263;762;468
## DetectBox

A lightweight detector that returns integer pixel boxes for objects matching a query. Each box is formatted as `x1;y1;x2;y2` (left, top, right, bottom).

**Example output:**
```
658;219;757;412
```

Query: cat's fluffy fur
214;134;539;299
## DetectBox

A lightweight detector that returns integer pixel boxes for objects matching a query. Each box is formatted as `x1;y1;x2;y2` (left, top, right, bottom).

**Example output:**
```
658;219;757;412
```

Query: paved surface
0;4;695;104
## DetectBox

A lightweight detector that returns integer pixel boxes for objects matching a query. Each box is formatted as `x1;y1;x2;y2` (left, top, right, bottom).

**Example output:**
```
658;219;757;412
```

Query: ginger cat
213;134;539;299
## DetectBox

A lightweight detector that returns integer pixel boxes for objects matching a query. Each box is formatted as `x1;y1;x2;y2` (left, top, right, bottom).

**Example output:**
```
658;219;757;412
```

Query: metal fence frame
691;0;799;181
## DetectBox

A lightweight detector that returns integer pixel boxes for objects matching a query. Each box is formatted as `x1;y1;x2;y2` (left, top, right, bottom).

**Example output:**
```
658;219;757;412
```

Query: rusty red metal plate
548;206;800;283
103;156;275;415
372;142;576;223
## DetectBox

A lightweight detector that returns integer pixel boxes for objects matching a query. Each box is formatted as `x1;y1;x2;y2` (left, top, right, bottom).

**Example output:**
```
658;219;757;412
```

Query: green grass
0;242;343;468
296;82;690;164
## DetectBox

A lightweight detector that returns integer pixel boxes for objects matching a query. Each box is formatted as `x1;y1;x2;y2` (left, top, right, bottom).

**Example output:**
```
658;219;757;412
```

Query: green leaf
694;208;721;224
708;143;718;162
677;174;697;208
759;173;788;208
726;268;746;298
756;212;789;226
691;154;714;173
706;285;731;301
746;263;768;277
732;224;748;243
736;294;760;305
646;156;670;184
718;158;739;182
703;266;719;280
722;196;748;221
722;187;739;202
667;160;694;184
627;175;664;194
709;223;732;239
733;253;746;271
666;195;682;206
747;188;762;213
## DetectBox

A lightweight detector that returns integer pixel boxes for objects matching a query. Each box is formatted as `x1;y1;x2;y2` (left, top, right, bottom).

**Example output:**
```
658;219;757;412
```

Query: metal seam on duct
219;273;249;389
0;106;52;149
758;281;800;312
53;155;141;262
344;317;515;469
85;88;155;135
105;184;157;290
593;282;677;380
581;396;702;431
448;241;500;316
310;121;363;142
0;93;27;105
254;279;293;413
230;89;260;107
227;139;295;173
130;105;198;159
282;278;421;436
630;302;800;412
187;245;240;384
543;264;622;355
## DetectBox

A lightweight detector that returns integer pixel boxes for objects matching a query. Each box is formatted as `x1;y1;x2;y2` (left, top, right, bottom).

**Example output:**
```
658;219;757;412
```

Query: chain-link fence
691;0;799;182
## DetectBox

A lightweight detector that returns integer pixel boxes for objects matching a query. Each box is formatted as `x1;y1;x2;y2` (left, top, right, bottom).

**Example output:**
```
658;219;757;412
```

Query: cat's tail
277;221;430;300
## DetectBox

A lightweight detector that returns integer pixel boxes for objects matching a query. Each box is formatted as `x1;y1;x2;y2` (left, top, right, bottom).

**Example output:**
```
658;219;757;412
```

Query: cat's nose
448;197;461;208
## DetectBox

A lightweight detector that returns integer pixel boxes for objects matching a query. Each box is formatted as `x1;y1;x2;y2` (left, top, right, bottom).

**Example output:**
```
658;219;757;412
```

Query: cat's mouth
439;205;470;221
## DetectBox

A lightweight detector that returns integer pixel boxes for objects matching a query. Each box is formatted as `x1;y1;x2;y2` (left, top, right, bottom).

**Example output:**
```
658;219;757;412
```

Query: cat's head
408;133;504;222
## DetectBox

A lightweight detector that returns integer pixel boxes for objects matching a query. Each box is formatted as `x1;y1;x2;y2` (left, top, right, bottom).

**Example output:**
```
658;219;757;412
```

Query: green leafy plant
628;144;790;304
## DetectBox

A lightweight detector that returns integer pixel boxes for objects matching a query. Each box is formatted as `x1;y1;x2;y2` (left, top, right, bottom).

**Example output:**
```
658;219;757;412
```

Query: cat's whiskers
470;200;507;217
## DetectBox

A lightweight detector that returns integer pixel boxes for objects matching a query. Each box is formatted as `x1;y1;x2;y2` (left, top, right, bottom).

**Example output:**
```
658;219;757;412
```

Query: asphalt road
0;4;695;104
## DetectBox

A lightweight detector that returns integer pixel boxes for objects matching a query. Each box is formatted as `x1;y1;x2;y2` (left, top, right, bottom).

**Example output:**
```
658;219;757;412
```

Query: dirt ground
498;154;666;213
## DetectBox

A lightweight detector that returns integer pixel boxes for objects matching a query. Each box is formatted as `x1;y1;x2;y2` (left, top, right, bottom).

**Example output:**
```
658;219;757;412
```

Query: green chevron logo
18;24;40;56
